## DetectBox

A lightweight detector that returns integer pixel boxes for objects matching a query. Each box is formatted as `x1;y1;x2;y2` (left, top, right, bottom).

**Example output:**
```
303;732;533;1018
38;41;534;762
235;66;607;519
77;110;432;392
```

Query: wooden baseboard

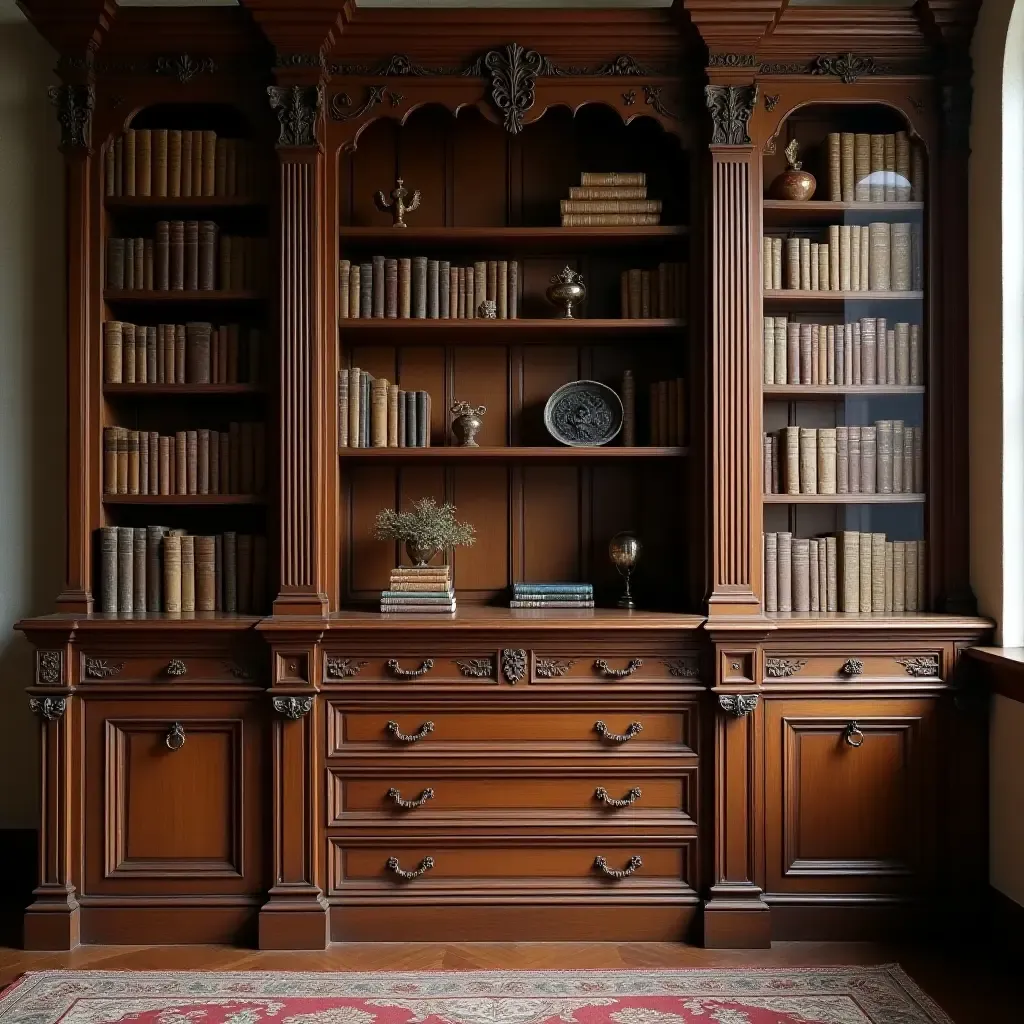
989;885;1024;963
0;828;36;912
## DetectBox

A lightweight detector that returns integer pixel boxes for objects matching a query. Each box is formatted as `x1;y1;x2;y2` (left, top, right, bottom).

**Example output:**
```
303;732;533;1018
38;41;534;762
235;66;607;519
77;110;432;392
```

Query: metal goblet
609;531;642;609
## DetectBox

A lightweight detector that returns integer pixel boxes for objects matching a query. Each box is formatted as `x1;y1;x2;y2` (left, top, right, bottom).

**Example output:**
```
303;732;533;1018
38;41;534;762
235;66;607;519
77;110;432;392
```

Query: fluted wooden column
705;83;763;620
50;83;96;613
270;83;329;616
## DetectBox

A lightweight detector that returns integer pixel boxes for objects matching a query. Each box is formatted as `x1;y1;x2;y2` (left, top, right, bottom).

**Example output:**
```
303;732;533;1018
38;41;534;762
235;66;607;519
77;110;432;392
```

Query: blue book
513;582;592;593
513;592;595;601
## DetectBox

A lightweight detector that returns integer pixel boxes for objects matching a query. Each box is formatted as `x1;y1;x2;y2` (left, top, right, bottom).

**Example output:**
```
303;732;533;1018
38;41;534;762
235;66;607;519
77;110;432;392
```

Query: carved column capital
273;695;314;719
268;84;323;148
717;693;760;717
47;83;94;152
704;84;757;145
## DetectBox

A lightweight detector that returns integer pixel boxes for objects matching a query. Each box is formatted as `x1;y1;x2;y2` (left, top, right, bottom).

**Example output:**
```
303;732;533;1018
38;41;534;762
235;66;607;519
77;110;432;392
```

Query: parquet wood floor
0;934;1016;1024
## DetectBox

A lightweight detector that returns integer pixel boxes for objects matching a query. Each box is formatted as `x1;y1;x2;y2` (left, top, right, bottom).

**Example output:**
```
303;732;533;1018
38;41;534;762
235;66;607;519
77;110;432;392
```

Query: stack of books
338;368;431;448
560;172;661;227
511;582;594;609
381;565;455;614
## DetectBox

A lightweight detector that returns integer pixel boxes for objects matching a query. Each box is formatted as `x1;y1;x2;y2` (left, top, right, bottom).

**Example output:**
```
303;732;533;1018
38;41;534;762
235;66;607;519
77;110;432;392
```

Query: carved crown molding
268;83;322;147
58;53;221;80
708;53;757;68
759;53;900;83
704;84;757;145
47;83;94;151
329;51;663;79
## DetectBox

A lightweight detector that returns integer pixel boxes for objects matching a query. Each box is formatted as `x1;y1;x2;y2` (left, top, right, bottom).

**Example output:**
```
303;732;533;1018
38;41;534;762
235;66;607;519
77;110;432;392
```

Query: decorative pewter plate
543;380;624;447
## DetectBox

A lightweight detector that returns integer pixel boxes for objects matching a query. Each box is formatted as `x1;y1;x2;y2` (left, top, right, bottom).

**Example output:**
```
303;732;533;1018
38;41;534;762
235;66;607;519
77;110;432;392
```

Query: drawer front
529;652;703;685
328;840;694;894
327;769;696;823
323;654;500;686
327;706;693;753
79;651;258;685
763;650;944;684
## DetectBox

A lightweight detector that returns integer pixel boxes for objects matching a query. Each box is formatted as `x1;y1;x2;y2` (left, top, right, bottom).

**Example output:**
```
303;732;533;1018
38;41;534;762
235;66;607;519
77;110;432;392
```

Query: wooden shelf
105;196;266;211
104;384;265;396
339;446;687;461
103;494;267;505
337;225;687;251
764;290;924;304
763;200;924;224
104;290;262;303
766;611;992;631
764;385;925;398
337;318;686;343
764;493;925;504
325;606;706;631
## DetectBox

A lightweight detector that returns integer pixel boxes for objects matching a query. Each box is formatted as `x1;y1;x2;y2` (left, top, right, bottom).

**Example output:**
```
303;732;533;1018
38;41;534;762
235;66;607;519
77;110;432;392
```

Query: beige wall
0;23;65;828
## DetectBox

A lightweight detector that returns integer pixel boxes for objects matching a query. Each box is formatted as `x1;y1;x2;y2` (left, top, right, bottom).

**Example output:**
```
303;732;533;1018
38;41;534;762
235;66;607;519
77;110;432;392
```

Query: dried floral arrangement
374;498;476;552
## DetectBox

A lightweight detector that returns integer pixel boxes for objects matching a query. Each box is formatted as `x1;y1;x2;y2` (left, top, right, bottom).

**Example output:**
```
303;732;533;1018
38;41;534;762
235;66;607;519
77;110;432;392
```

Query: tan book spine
346;263;359;319
905;539;919;611
764;532;778;613
892;420;904;493
560;214;660;226
349;366;361;448
770;238;781;290
763;316;774;385
849;224;861;293
918;539;927;611
827;324;836;384
195;535;216;612
450;263;460;319
861;424;877;494
114;526;133;615
799;427;817;494
828;225;840;291
811;241;821;293
884;541;894;613
860;225;871;290
837;324;847;386
473;260;487;315
883;133;897;202
818;242;829;292
854;133;871;202
825;535;838;611
569;185;648;199
770;432;780;493
895;322;910;384
103;427;118;494
115;427;128;494
166;129;181;198
163;531;182;613
762;239;772;293
869;134;884;202
841;531;860;612
810;324;820;384
497;259;508;318
849;425;862;494
774;317;787;384
875;316;887;383
839;224;852;291
785;238;799;290
485;259;498;303
787;321;799;385
778;532;793;612
785;425;800;495
179;130;192;197
179;534;195;613
387;383;400;447
339;259;350;318
910;324;922;385
561;200;662;214
851;322;861;385
172;430;185;494
860;316;876;385
136;128;151;197
148;430;158;493
622;370;636;446
858;531;872;613
580;172;646;186
371;377;388;447
840;132;855;202
818;325;828;384
799;322;812;384
836;425;849;494
123;129;136;197
893;541;906;612
800;237;811;290
871;532;886;612
817;427;837;494
808;537;820;612
127;430;140;494
104;321;123;384
157;435;170;494
202;130;216;196
876;419;894;494
827;132;842;201
895;131;911;202
868;221;890;291
891;222;911;291
913;426;924;492
792;538;810;613
902;423;914;493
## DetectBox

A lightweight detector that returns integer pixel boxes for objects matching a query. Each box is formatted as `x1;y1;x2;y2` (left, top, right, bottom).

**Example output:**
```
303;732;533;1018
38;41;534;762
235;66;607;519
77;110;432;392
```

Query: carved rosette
273;695;314;720
30;696;67;721
484;44;544;134
47;83;94;151
155;54;216;83
535;658;576;678
455;658;494;678
84;658;123;680
705;85;758;146
765;657;807;679
324;657;367;680
718;693;759;717
501;648;528;685
268;84;322;147
36;650;63;685
811;52;888;84
896;656;940;678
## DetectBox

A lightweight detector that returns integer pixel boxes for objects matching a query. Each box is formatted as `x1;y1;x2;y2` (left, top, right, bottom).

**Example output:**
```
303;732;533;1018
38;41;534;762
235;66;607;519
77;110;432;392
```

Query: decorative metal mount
663;657;700;678
155;54;217;83
387;855;434;880
387;787;435;809
387;658;434;678
896;656;940;678
535;657;576;678
48;84;94;151
387;720;435;743
765;657;806;679
456;658;494;678
594;658;643;679
273;696;314;720
594;854;642;878
325;657;367;680
595;786;642;808
268;84;322;147
843;722;865;748
594;720;643;743
36;650;63;685
84;658;123;680
501;649;528;685
30;697;66;721
165;722;186;750
705;84;758;146
717;693;759;717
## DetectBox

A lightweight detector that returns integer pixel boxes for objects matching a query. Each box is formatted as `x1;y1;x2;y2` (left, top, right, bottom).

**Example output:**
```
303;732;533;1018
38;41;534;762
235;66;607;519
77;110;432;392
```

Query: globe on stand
609;531;642;609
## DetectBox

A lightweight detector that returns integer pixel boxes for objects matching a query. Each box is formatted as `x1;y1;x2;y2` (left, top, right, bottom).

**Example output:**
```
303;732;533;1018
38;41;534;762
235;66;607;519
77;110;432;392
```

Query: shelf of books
98;105;272;618
761;105;928;616
336;104;691;612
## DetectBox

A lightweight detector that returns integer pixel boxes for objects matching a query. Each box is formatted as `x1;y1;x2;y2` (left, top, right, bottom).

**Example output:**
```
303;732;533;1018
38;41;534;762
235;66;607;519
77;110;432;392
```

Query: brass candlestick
609;531;642;609
374;177;421;228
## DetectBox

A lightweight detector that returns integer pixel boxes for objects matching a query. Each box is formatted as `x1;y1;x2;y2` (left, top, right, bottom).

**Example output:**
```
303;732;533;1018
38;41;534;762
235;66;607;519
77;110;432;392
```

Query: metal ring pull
843;722;865;748
594;854;642;878
594;658;643;679
165;722;186;751
595;786;642;808
386;855;434;880
387;659;434;678
594;720;643;743
387;787;435;809
387;720;435;743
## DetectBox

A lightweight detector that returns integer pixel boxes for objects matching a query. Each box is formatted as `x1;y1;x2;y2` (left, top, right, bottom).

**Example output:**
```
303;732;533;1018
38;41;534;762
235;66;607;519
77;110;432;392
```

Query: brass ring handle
844;722;865;748
387;658;434;678
595;786;642;808
594;854;642;878
387;787;435;809
841;658;863;677
594;720;643;743
165;722;186;751
594;658;643;679
387;720;435;743
386;855;435;880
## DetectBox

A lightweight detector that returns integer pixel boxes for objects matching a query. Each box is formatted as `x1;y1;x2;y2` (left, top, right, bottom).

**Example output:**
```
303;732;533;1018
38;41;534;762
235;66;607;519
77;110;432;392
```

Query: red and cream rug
0;968;953;1024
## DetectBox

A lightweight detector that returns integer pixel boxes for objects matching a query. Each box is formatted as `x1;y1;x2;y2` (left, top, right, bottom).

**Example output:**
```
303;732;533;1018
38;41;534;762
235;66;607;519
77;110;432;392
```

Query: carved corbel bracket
268;83;323;147
718;693;759;717
48;83;94;152
704;84;757;146
30;696;67;721
273;695;314;720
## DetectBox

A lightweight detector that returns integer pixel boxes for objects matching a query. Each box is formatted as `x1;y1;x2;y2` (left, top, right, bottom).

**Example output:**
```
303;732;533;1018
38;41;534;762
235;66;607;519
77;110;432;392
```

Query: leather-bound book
883;134;896;202
455;266;466;319
360;372;370;447
382;258;398;318
195;535;216;612
836;324;846;385
848;426;862;494
107;238;125;290
839;225;852;291
912;143;925;202
154;220;170;291
622;370;636;446
466;265;476;318
886;328;896;383
876;419;894;494
197;428;210;494
891;222;911;291
104;322;123;383
484;260;496;304
892;420;905;493
385;383;399;447
868;222;890;291
202;130;216;196
849;225;861;292
799;322;812;384
170;220;185;290
818;428;837;494
180;130;192;197
641;271;653;317
785;321;798;384
905;540;919;611
473;260;487;317
763;432;773;493
214;535;223;610
437;260;450;319
861;424;877;493
825;535;838;611
105;139;116;196
186;321;212;383
860;317;876;385
417;391;430;447
139;431;150;494
155;325;166;384
410;257;427;319
123;129;137;197
128;430;140;494
857;225;869;290
840;132;855;202
191;130;203;198
792;538;810;613
808;537;820;612
874;316;887;384
871;532;886;612
338;372;349;448
799;427;817;494
162;531;182;614
173;431;186;495
143;240;154;290
918;539;927;610
404;389;416;448
185;430;198;494
770;432;780;492
827;132;841;201
237;534;253;614
784;425;800;495
349;366;361;448
448;262;459;319
136;128;152;196
103;427;118;494
371;255;385;318
858;531;872;613
211;430;223;493
869;134;884;202
896;131;911;201
910;324;921;385
829;225;840;291
144;526;163;611
198;221;216;290
811;324;820;384
167;130;182;197
627;269;643;317
222;531;237;612
772;317;786;384
895;322;910;384
850;321;861;384
809;242;819;292
175;324;186;383
115;427;128;494
99;527;118;614
764;533;778;613
397;390;406;448
224;325;236;383
777;532;793;612
133;236;145;289
146;326;157;383
339;259;351;318
510;260;520;318
893;541;906;612
398;258;411;318
422;259;437;319
116;526;133;615
826;325;836;384
913;426;924;492
158;435;171;494
215;138;228;196
124;238;136;290
148;430;159;493
219;235;232;291
253;535;268;613
180;535;196;613
148;128;167;198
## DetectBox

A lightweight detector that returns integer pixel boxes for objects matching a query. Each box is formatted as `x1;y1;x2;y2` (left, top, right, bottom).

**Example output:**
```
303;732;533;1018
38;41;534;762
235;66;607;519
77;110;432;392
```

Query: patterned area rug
0;968;953;1024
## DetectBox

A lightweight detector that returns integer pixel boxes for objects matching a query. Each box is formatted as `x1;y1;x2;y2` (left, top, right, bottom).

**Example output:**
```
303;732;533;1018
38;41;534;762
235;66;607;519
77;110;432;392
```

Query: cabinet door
764;697;937;895
83;698;266;895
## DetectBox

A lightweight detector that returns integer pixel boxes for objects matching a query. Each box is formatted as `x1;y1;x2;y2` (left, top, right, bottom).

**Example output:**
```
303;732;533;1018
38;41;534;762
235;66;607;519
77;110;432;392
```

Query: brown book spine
382;258;398;318
180;534;196;613
773;317;787;384
228;421;242;493
237;534;253;614
167;130;182;198
197;428;210;494
338;372;349;448
123;129;136;197
338;259;350;318
777;532;793;612
180;130;192;197
913;426;924;492
133;526;149;611
139;430;150;493
170;220;185;290
136;128;151;197
348;366;361;449
398;258;411;319
154;220;170;291
372;255;385;318
198;220;216;290
103;427;118;494
201;130;216;197
449;263;459;320
163;531;182;613
764;533;778;613
115;427;128;494
473;260;486;316
496;260;508;319
191;130;203;198
127;430;140;494
115;526;134;615
158;435;171;494
763;432;773;493
808;537;820;612
184;220;199;291
456;267;466;319
173;430;186;494
149;129;167;198
184;429;198;494
195;535;216;612
622;370;636;446
792;539;810;613
106;237;125;290
371;378;388;447
509;260;519;319
105;138;116;196
186;321;212;383
387;383;400;447
211;430;223;493
175;324;186;383
627;269;643;318
104;321;123;383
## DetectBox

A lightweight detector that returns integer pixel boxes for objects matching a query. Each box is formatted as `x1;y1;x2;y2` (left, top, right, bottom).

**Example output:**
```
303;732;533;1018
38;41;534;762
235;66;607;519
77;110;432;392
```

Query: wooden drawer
528;652;703;685
327;767;696;824
78;651;258;685
326;705;694;754
322;654;500;686
762;650;944;684
327;839;694;894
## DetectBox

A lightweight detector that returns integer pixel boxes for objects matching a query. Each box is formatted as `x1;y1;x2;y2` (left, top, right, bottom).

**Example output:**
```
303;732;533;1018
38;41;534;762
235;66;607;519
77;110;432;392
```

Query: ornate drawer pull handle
386;855;434;880
594;720;643;743
595;786;642;807
165;722;186;751
594;658;643;678
844;722;865;748
594;854;642;878
388;787;435;809
387;658;434;678
841;658;863;677
166;659;187;677
387;720;435;743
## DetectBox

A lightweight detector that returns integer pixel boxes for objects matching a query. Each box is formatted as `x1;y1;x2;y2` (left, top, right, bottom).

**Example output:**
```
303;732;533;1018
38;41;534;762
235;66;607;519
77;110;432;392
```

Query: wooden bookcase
16;0;990;952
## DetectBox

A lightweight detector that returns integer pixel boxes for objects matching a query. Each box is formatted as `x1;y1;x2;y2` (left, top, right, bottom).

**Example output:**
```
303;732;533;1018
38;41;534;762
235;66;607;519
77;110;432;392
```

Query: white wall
0;21;65;829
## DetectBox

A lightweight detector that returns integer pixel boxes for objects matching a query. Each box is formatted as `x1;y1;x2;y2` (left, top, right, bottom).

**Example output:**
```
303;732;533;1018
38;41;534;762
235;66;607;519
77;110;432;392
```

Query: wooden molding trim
969;647;1024;704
